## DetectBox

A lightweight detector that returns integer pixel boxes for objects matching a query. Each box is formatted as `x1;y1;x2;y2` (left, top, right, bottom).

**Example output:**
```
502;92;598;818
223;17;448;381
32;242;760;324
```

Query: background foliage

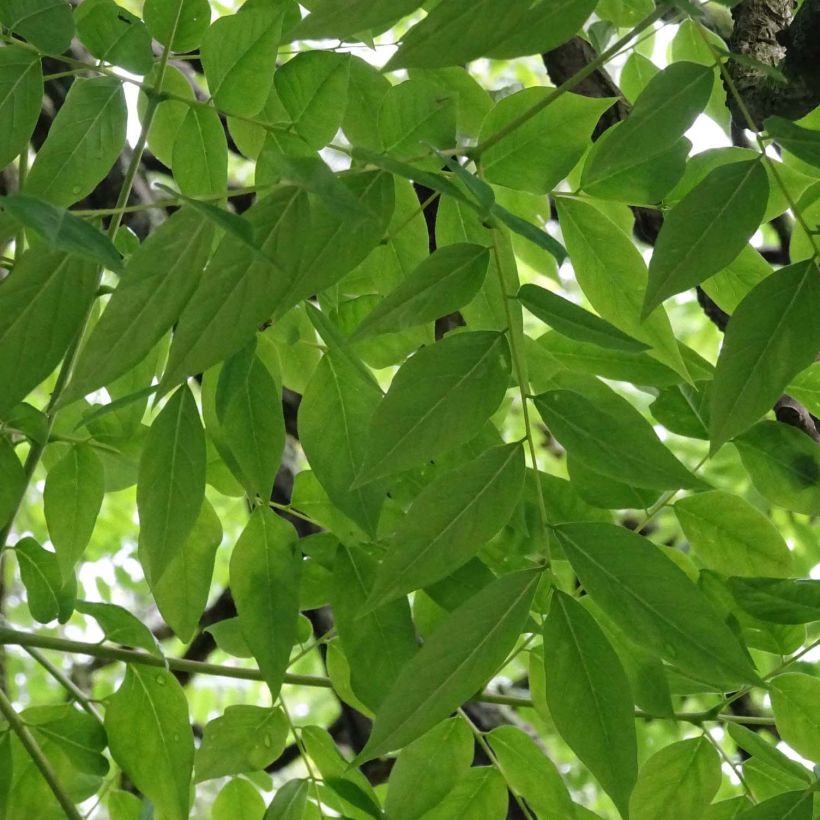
0;0;819;817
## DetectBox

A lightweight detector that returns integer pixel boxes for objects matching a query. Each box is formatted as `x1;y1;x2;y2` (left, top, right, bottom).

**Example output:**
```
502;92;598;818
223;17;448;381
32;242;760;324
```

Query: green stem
470;2;673;159
490;233;552;564
0;626;778;725
23;645;102;722
0;686;83;819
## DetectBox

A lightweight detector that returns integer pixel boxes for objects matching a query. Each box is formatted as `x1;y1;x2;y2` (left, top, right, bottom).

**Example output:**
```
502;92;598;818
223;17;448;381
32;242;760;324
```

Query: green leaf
517;283;649;352
0;45;43;169
1;194;123;271
736;790;813;820
674;490;792;578
542;590;637;818
0;248;98;417
789;362;820;417
643;159;769;315
105;666;193;820
265;779;309;820
386;0;531;70
553;523;763;688
201;7;282;117
353;244;489;339
709;259;820;452
367;443;525;609
356;568;540;761
487;0;598;58
299;350;384;537
385;718;474;820
213;779;265;820
356;331;511;485
487;725;576;820
415;768;507;819
332;544;418;710
137;384;206;584
15;537;75;624
216;345;284;500
26;76;127;207
275;51;350;150
734;421;820;516
630;737;721;820
728;577;820;624
63;208;214;404
480;88;614;195
143;64;195;168
43;445;104;581
143;0;210;53
0;0;74;53
150;498;223;643
172;105;228;198
765;116;820;167
75;599;161;655
160;187;308;388
230;508;302;699
74;0;154;74
289;0;421;41
727;723;812;786
195;706;288;782
0;439;25;529
24;704;107;780
581;62;713;191
533;389;703;491
770;674;820;762
556;197;690;380
377;79;456;163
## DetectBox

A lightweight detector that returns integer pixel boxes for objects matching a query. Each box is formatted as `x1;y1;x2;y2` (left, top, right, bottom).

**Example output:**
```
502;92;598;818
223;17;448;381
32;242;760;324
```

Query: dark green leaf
75;599;161;655
143;0;210;53
734;421;820;516
201;7;282;117
553;523;763;688
1;194;123;271
63;208;214;404
105;666;194;820
137;384;206;584
289;0;421;41
709;259;820;452
43;445;104;581
74;0;154;74
385;718;474;820
581;62;713;192
356;331;511;485
386;0;531;70
736;790;813;820
0;45;43;169
480;88;614;195
195;706;288;782
332;544;418;711
0;438;26;530
533;389;703;491
644;160;769;315
728;577;820;624
356;568;540;761
0;248;98;416
172;106;228;198
766;116;820;167
542;590;637;818
354;243;489;339
15;537;75;624
416;768;506;819
0;0;74;53
367;443;525;608
150;498;223;643
265;779;309;820
518;283;649;352
26;76;127;207
230;508;301;699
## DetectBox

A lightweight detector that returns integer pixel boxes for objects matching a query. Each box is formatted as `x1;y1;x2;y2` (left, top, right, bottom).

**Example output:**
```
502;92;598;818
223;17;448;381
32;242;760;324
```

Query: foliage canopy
0;0;819;818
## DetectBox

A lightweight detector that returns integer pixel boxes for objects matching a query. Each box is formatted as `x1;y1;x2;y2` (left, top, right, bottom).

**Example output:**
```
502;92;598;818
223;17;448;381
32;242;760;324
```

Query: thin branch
0;686;83;819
